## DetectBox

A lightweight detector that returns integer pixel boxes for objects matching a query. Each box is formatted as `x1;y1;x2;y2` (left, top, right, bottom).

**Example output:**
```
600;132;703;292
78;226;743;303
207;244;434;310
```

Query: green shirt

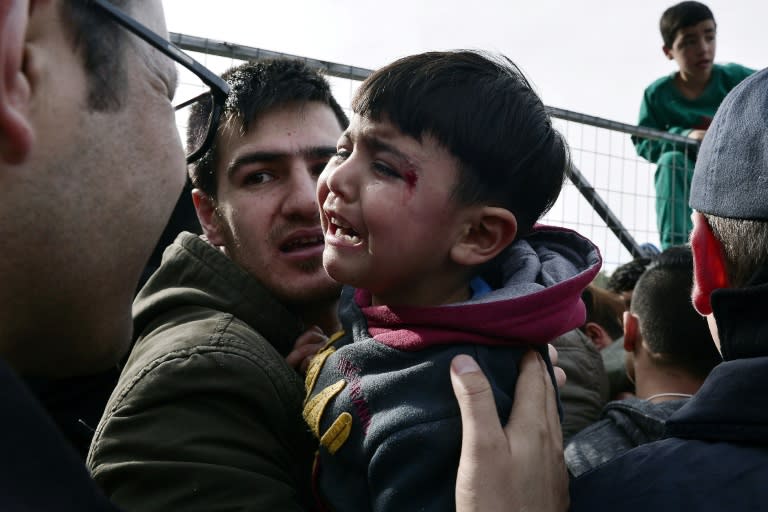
634;63;755;163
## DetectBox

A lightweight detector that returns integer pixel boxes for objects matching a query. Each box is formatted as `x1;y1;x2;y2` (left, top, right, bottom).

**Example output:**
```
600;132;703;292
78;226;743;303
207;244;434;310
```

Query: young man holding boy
88;55;572;512
304;50;600;512
634;1;754;248
87;59;348;512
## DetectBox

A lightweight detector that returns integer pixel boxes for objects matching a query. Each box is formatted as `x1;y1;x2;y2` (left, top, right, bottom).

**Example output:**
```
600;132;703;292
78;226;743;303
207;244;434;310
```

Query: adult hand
451;351;569;512
285;326;327;375
688;129;706;141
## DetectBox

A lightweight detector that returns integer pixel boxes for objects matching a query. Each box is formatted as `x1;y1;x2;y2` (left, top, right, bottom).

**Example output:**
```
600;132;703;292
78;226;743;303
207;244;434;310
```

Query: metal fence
171;32;699;271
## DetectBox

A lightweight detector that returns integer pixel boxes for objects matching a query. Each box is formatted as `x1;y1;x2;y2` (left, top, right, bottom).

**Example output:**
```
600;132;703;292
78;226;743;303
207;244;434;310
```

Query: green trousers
654;150;694;249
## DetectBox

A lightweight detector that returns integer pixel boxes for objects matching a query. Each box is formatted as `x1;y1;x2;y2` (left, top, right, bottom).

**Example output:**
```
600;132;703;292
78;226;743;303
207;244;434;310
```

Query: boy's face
318;114;472;307
663;19;716;80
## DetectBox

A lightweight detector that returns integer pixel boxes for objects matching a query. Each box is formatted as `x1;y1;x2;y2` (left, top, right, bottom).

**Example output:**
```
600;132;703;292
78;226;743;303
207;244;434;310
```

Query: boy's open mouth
330;216;362;244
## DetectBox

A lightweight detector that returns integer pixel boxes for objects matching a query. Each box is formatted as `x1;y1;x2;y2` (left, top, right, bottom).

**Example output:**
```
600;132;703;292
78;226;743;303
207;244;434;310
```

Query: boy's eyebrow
368;136;410;162
347;130;416;166
226;146;337;177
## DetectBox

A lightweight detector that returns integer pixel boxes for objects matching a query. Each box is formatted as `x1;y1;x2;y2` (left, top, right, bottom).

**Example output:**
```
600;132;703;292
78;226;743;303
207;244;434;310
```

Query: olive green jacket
87;232;315;512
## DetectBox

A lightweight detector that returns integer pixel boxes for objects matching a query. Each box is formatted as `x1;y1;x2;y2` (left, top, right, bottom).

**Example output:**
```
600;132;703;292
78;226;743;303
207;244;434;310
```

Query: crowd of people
1;0;766;511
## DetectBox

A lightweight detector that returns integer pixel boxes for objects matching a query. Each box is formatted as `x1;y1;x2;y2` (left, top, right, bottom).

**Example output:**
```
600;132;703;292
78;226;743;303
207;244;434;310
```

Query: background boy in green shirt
634;1;754;248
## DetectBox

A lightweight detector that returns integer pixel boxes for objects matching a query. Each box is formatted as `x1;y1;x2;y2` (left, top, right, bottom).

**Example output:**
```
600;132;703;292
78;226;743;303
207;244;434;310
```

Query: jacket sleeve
633;88;690;163
87;344;314;512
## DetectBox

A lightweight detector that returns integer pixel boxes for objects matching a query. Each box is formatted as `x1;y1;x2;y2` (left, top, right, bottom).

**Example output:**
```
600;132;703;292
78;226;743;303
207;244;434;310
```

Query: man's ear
450;206;517;266
662;45;673;60
192;189;226;246
623;311;639;352
690;212;729;315
0;0;34;165
584;322;613;351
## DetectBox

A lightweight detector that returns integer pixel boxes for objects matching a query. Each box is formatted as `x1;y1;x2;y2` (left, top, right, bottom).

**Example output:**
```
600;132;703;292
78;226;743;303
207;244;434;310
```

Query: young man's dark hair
606;257;653;305
631;245;721;379
659;1;715;49
188;59;349;197
59;0;131;111
351;50;568;236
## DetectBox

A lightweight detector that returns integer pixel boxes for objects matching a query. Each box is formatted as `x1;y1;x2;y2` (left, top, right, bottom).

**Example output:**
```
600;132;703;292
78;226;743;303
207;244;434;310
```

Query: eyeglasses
87;0;230;164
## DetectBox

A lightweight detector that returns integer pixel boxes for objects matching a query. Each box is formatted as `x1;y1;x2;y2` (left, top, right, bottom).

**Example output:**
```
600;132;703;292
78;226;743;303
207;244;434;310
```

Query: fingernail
452;355;480;375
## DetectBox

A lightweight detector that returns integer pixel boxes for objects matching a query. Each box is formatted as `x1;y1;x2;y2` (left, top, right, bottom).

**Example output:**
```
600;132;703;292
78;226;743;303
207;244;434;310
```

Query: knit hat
689;68;768;220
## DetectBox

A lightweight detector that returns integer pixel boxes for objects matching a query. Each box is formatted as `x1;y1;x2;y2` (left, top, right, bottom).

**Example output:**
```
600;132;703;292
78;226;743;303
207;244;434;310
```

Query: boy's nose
325;158;357;200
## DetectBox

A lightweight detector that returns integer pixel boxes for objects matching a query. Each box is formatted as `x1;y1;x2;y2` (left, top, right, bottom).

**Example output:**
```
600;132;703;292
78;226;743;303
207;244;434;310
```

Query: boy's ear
623;311;639;352
690;212;729;315
450;206;517;266
0;0;34;165
192;189;226;247
662;45;673;60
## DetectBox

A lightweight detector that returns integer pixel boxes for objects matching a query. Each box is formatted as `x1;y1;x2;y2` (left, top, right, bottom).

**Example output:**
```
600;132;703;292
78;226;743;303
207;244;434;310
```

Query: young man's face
663;19;716;80
318;114;472;307
201;102;343;306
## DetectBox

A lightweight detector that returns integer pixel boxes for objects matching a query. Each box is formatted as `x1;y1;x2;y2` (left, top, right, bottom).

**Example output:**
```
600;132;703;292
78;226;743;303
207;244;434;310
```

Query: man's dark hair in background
607;257;654;308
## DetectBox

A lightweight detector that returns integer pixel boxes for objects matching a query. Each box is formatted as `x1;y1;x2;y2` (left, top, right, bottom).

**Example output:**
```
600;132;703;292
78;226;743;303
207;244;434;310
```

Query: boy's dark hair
606;257;653;295
188;59;349;197
59;0;131;111
660;1;716;48
631;245;721;380
351;50;568;236
581;284;625;340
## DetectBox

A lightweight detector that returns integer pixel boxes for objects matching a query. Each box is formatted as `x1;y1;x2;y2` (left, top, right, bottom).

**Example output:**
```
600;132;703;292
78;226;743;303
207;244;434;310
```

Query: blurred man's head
687;69;768;356
0;0;220;376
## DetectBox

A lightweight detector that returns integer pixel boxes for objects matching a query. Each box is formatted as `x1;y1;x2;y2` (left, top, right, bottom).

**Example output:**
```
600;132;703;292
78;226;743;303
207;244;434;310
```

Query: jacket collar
133;232;305;357
711;265;768;361
350;226;601;351
665;356;768;443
